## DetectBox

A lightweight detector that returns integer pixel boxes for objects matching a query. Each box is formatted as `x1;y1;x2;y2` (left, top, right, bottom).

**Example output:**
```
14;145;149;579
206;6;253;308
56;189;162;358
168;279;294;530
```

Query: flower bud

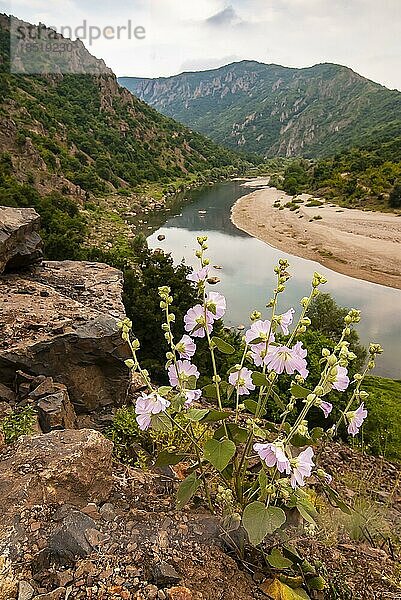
327;355;337;366
300;297;309;307
307;393;317;403
322;348;330;357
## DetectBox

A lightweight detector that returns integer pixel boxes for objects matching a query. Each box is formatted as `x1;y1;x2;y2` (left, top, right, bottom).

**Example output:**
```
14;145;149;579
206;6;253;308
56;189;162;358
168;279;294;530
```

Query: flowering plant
119;236;383;549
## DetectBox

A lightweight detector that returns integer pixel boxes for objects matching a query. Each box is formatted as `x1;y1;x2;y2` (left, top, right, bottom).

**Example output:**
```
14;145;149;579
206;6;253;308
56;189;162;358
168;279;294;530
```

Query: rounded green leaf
252;371;270;387
203;438;236;471
211;336;236;354
242;502;286;546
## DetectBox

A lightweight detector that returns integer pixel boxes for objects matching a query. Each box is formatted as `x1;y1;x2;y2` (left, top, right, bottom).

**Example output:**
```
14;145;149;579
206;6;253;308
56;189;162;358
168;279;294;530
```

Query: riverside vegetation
267;136;401;211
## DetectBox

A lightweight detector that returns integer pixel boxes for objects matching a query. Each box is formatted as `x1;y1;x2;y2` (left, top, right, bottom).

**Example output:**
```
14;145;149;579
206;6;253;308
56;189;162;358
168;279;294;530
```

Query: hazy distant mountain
119;60;401;158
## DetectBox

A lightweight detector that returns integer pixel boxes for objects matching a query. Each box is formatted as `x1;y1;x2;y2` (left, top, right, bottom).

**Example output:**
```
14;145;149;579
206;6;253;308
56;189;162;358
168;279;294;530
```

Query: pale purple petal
184;389;202;407
176;335;196;359
184;305;213;338
187;266;209;283
279;308;295;335
229;367;255;396
347;402;368;436
245;320;275;345
320;401;333;418
206;292;226;320
333;366;350;392
254;442;291;474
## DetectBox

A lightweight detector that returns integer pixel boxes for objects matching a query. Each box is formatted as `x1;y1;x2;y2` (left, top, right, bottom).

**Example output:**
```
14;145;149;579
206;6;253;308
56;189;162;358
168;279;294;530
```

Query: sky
2;0;401;90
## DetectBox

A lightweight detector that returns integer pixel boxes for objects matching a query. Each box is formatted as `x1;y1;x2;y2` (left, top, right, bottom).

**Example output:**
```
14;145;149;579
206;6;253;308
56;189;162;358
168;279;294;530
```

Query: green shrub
362;376;401;461
0;406;36;444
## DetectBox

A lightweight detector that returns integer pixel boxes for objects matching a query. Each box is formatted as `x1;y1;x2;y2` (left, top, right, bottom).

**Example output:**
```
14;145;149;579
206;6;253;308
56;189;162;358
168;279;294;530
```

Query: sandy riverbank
231;184;401;289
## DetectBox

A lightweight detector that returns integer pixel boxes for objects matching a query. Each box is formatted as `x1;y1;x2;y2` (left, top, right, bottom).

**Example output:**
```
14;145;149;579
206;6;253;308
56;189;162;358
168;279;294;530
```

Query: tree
389;182;401;209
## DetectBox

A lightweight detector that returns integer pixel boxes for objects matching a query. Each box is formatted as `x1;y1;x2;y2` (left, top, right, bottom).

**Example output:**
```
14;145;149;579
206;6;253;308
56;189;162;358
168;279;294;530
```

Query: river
142;181;400;379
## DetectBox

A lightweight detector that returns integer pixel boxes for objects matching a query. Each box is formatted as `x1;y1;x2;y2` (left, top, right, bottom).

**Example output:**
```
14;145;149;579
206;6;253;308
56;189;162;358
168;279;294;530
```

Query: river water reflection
146;181;401;378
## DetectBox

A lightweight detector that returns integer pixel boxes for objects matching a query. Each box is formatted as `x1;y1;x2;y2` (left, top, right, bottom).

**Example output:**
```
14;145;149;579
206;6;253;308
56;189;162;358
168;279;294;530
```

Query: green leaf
310;427;324;442
187;375;197;390
202;409;230;422
158;386;172;396
291;433;313;448
202;384;218;399
176;472;202;509
267;549;293;570
244;399;259;415
203;439;236;472
252;371;270;387
211;336;235;354
324;485;352;514
242;502;286;546
151;413;172;432
261;579;310;600
155;451;185;467
186;408;209;421
290;383;311;399
214;423;248;444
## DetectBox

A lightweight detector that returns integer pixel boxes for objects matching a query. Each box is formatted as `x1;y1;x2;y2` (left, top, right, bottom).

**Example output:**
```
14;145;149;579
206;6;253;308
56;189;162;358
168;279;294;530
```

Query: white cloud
2;0;401;89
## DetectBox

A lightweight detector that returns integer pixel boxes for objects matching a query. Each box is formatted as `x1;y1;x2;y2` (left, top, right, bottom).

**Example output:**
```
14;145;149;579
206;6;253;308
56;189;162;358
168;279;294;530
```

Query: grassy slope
363;376;401;461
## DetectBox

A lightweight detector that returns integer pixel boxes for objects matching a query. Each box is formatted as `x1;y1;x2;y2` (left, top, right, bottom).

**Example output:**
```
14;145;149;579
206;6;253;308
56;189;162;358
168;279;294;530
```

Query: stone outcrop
0;206;43;273
0;429;113;515
0;259;129;411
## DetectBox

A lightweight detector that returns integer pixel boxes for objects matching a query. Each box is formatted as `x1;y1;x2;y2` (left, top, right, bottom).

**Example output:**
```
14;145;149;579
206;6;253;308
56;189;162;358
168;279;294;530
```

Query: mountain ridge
0;14;247;204
119;60;401;158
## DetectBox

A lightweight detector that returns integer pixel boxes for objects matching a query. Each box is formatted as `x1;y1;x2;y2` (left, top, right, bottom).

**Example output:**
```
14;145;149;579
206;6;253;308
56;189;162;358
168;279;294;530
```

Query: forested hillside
120;60;401;158
0;15;247;203
272;137;401;210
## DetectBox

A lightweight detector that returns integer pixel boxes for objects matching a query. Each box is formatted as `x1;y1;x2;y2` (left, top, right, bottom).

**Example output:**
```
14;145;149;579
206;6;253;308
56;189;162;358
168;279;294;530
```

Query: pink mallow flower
228;367;255;396
265;344;309;378
183;389;202;408
347;402;368;436
250;342;268;367
245;320;275;345
135;392;170;431
206;291;226;320
319;400;333;418
184;305;213;338
176;335;196;359
278;308;295;335
187;266;209;284
332;366;350;392
168;360;200;388
254;442;291;474
290;447;315;488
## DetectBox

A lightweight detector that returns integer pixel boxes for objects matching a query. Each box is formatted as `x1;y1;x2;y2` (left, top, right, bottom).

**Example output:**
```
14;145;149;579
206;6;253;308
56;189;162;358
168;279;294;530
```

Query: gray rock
0;261;129;411
152;561;181;585
0;382;16;404
0;206;43;273
49;511;99;561
32;588;66;600
18;580;35;600
36;387;77;432
99;502;116;522
0;429;113;516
